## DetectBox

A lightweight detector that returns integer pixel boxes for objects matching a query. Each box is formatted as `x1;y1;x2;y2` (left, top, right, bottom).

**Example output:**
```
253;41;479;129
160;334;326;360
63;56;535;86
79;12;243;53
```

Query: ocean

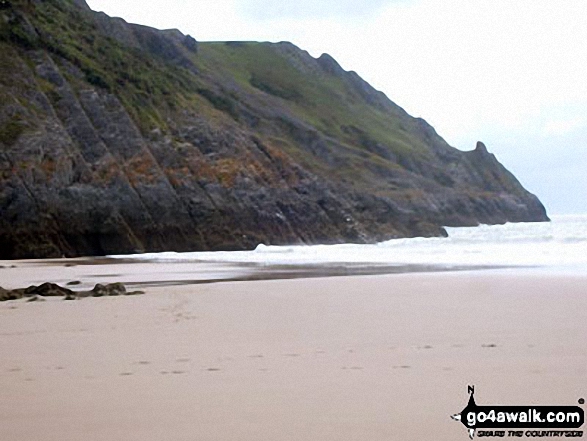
115;214;587;276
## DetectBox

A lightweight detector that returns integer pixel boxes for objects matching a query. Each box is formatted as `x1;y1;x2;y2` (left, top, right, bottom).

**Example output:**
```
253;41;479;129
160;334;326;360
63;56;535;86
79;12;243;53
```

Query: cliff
0;0;548;259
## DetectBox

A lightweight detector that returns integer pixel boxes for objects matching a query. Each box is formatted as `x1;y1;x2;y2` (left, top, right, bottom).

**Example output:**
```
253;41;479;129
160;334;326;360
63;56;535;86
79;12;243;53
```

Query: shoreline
1;256;523;291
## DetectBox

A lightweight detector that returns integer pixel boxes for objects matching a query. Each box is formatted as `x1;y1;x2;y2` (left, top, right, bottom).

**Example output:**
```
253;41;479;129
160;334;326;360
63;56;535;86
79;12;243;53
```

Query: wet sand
0;262;586;440
0;256;504;289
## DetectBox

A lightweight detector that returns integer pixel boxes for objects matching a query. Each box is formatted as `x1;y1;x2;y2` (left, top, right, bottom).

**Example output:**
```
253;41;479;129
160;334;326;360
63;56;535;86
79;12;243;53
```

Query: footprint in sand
248;354;264;359
283;353;301;357
392;365;412;369
119;372;133;376
206;368;221;372
136;361;151;365
171;370;186;374
8;367;22;372
482;343;497;348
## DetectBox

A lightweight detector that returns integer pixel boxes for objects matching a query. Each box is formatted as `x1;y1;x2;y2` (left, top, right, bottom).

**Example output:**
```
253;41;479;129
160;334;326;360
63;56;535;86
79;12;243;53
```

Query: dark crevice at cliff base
0;0;548;259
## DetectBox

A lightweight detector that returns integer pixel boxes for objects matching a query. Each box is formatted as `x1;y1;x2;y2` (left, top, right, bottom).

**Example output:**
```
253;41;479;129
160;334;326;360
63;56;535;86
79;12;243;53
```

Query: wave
111;214;587;272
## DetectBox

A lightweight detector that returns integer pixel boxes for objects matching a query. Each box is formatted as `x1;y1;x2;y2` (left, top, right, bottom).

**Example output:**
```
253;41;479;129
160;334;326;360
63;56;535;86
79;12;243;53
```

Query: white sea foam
112;214;587;274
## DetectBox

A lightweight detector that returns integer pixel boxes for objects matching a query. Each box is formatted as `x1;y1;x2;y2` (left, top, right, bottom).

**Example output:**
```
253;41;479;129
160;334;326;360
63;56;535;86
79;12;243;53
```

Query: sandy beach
1;261;586;441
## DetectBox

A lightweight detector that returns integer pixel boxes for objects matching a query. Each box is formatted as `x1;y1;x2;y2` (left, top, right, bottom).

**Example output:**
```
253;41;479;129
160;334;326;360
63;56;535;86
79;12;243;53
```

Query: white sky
86;0;587;214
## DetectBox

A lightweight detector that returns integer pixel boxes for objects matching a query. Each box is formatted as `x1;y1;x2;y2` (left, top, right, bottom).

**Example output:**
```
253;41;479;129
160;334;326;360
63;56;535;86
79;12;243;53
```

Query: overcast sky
86;0;587;214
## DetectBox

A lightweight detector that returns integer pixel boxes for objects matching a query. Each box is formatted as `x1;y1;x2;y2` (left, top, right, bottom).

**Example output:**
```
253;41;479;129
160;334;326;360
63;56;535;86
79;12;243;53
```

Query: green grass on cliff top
195;41;431;160
2;0;433;183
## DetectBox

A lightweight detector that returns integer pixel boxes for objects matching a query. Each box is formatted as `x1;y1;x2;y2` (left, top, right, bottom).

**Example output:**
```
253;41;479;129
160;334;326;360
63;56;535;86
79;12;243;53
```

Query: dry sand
1;262;586;441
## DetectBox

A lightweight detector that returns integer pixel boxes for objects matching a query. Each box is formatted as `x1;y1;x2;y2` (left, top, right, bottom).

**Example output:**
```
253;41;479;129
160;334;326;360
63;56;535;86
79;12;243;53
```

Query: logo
451;386;585;439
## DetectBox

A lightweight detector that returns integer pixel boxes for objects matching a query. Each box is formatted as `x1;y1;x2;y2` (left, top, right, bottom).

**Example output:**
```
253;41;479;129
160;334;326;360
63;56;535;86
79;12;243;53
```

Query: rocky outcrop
0;0;548;259
0;282;144;301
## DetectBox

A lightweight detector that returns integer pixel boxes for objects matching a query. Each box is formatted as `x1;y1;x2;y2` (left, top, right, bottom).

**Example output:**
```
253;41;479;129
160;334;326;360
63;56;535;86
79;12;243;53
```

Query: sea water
115;214;587;275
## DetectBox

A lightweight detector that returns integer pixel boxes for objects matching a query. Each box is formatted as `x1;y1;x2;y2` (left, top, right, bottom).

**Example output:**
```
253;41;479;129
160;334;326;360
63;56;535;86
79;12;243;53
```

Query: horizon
85;0;587;215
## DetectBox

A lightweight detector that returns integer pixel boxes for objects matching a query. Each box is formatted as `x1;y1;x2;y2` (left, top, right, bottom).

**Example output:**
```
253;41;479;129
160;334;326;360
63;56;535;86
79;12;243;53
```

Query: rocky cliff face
0;0;548;259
